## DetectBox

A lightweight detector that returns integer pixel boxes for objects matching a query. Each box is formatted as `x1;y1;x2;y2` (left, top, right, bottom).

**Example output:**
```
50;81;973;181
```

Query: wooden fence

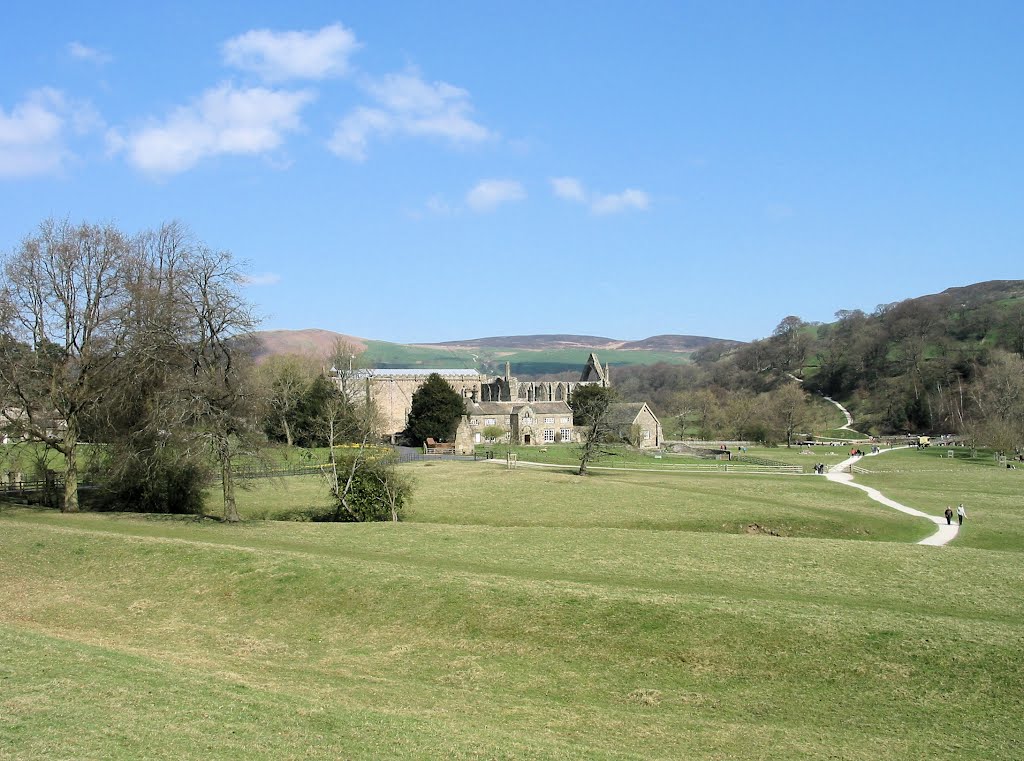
0;477;66;507
230;464;326;480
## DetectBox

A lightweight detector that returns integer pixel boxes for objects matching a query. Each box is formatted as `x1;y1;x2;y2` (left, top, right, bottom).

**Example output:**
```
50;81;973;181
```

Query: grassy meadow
2;456;1023;759
855;446;1024;552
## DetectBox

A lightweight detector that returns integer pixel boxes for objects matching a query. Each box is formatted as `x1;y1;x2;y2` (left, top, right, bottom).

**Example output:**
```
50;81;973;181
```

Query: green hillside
360;340;692;374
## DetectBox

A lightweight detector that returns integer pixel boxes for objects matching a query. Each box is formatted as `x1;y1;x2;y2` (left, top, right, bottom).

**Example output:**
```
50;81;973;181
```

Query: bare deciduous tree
0;219;134;512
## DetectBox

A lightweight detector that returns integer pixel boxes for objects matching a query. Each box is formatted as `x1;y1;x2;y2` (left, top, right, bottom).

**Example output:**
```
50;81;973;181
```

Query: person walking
957;503;966;526
944;506;953;525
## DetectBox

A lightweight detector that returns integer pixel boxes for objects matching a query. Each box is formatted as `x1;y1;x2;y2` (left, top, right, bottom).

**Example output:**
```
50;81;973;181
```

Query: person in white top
957;503;966;526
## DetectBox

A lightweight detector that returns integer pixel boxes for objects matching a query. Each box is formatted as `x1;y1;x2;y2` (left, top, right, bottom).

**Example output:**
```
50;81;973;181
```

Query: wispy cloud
550;176;586;202
110;83;314;175
550;176;650;215
329;68;492;161
222;23;359;82
0;89;100;178
68;41;112;65
466;179;525;212
591;188;649;215
242;272;282;286
67;41;112;66
425;195;455;216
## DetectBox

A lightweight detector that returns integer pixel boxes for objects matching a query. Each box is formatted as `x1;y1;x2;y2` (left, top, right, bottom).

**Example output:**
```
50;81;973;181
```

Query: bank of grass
2;495;1022;759
855;446;1024;552
405;461;928;542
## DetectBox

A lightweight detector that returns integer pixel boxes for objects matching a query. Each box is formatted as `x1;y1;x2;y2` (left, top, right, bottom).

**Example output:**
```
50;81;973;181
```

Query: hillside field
2;458;1023;759
361;340;692;374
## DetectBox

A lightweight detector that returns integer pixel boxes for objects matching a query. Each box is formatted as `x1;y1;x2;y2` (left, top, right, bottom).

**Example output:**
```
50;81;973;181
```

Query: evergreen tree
405;373;464;444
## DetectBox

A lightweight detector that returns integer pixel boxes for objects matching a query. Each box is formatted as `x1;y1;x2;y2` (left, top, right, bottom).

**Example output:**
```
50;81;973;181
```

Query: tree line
0;218;405;521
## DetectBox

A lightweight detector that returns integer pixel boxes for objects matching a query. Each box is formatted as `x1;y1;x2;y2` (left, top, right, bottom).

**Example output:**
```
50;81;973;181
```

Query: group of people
813;463;828;474
943;504;967;526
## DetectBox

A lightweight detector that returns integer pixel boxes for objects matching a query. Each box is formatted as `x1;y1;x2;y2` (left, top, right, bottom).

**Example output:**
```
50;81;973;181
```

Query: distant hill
913;280;1024;309
431;333;736;353
250;329;367;363
249;329;740;374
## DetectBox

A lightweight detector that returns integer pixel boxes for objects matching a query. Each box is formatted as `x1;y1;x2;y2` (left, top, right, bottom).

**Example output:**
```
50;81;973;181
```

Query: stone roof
606;402;650;427
465;400;573;416
464;401;514;416
511;401;572;415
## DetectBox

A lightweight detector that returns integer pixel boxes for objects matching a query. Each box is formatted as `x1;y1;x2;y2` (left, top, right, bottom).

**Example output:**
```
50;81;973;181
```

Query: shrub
94;448;210;514
322;451;412;522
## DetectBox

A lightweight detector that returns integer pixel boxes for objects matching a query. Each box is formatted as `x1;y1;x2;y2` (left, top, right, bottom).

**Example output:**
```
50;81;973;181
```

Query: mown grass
405;461;928;542
2;456;1022;759
855;446;1024;552
476;443;708;469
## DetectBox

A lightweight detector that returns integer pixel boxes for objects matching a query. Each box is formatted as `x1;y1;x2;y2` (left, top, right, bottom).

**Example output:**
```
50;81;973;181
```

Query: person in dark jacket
944;506;953;525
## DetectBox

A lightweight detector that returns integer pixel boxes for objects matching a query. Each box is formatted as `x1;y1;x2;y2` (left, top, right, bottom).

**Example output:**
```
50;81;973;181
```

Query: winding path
825;447;958;546
822;395;856;431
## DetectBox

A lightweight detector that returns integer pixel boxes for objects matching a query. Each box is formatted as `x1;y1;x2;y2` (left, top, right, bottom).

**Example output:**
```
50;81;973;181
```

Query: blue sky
2;1;1021;344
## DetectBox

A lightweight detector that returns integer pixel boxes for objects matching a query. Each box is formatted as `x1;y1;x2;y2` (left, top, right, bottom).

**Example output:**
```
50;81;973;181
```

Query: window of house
561;417;570;424
560;428;572;442
643;430;651;439
485;418;495;426
544;417;554;424
543;429;555;442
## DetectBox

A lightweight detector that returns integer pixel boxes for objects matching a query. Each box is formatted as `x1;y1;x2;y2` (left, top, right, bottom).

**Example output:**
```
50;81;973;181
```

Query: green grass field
3;457;1023;759
855;446;1024;552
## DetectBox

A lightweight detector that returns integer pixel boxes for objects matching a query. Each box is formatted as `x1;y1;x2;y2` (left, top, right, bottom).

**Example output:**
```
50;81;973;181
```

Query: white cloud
0;89;100;178
114;83;314;174
68;42;112;65
242;272;282;286
466;179;525;212
327;106;393;161
591;188;650;215
222;23;359;82
329;68;492;160
550;176;586;203
550;177;650;215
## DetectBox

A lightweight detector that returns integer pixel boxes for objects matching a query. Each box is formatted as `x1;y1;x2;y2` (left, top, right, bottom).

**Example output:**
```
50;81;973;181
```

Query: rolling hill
250;329;741;374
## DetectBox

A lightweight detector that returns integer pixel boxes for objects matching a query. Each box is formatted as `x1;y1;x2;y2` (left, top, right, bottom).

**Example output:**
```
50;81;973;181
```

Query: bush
94;450;210;514
322;451;412;522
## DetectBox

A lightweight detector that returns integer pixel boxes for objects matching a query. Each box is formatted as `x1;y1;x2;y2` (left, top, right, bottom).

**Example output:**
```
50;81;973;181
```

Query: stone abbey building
335;353;661;451
346;354;611;443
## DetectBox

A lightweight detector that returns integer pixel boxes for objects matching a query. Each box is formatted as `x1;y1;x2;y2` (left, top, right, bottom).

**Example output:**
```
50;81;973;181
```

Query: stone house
457;400;574;451
606;402;663;448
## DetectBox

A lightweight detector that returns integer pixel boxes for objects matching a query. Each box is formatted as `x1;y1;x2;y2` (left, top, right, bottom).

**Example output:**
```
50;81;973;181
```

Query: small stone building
606;402;663;448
